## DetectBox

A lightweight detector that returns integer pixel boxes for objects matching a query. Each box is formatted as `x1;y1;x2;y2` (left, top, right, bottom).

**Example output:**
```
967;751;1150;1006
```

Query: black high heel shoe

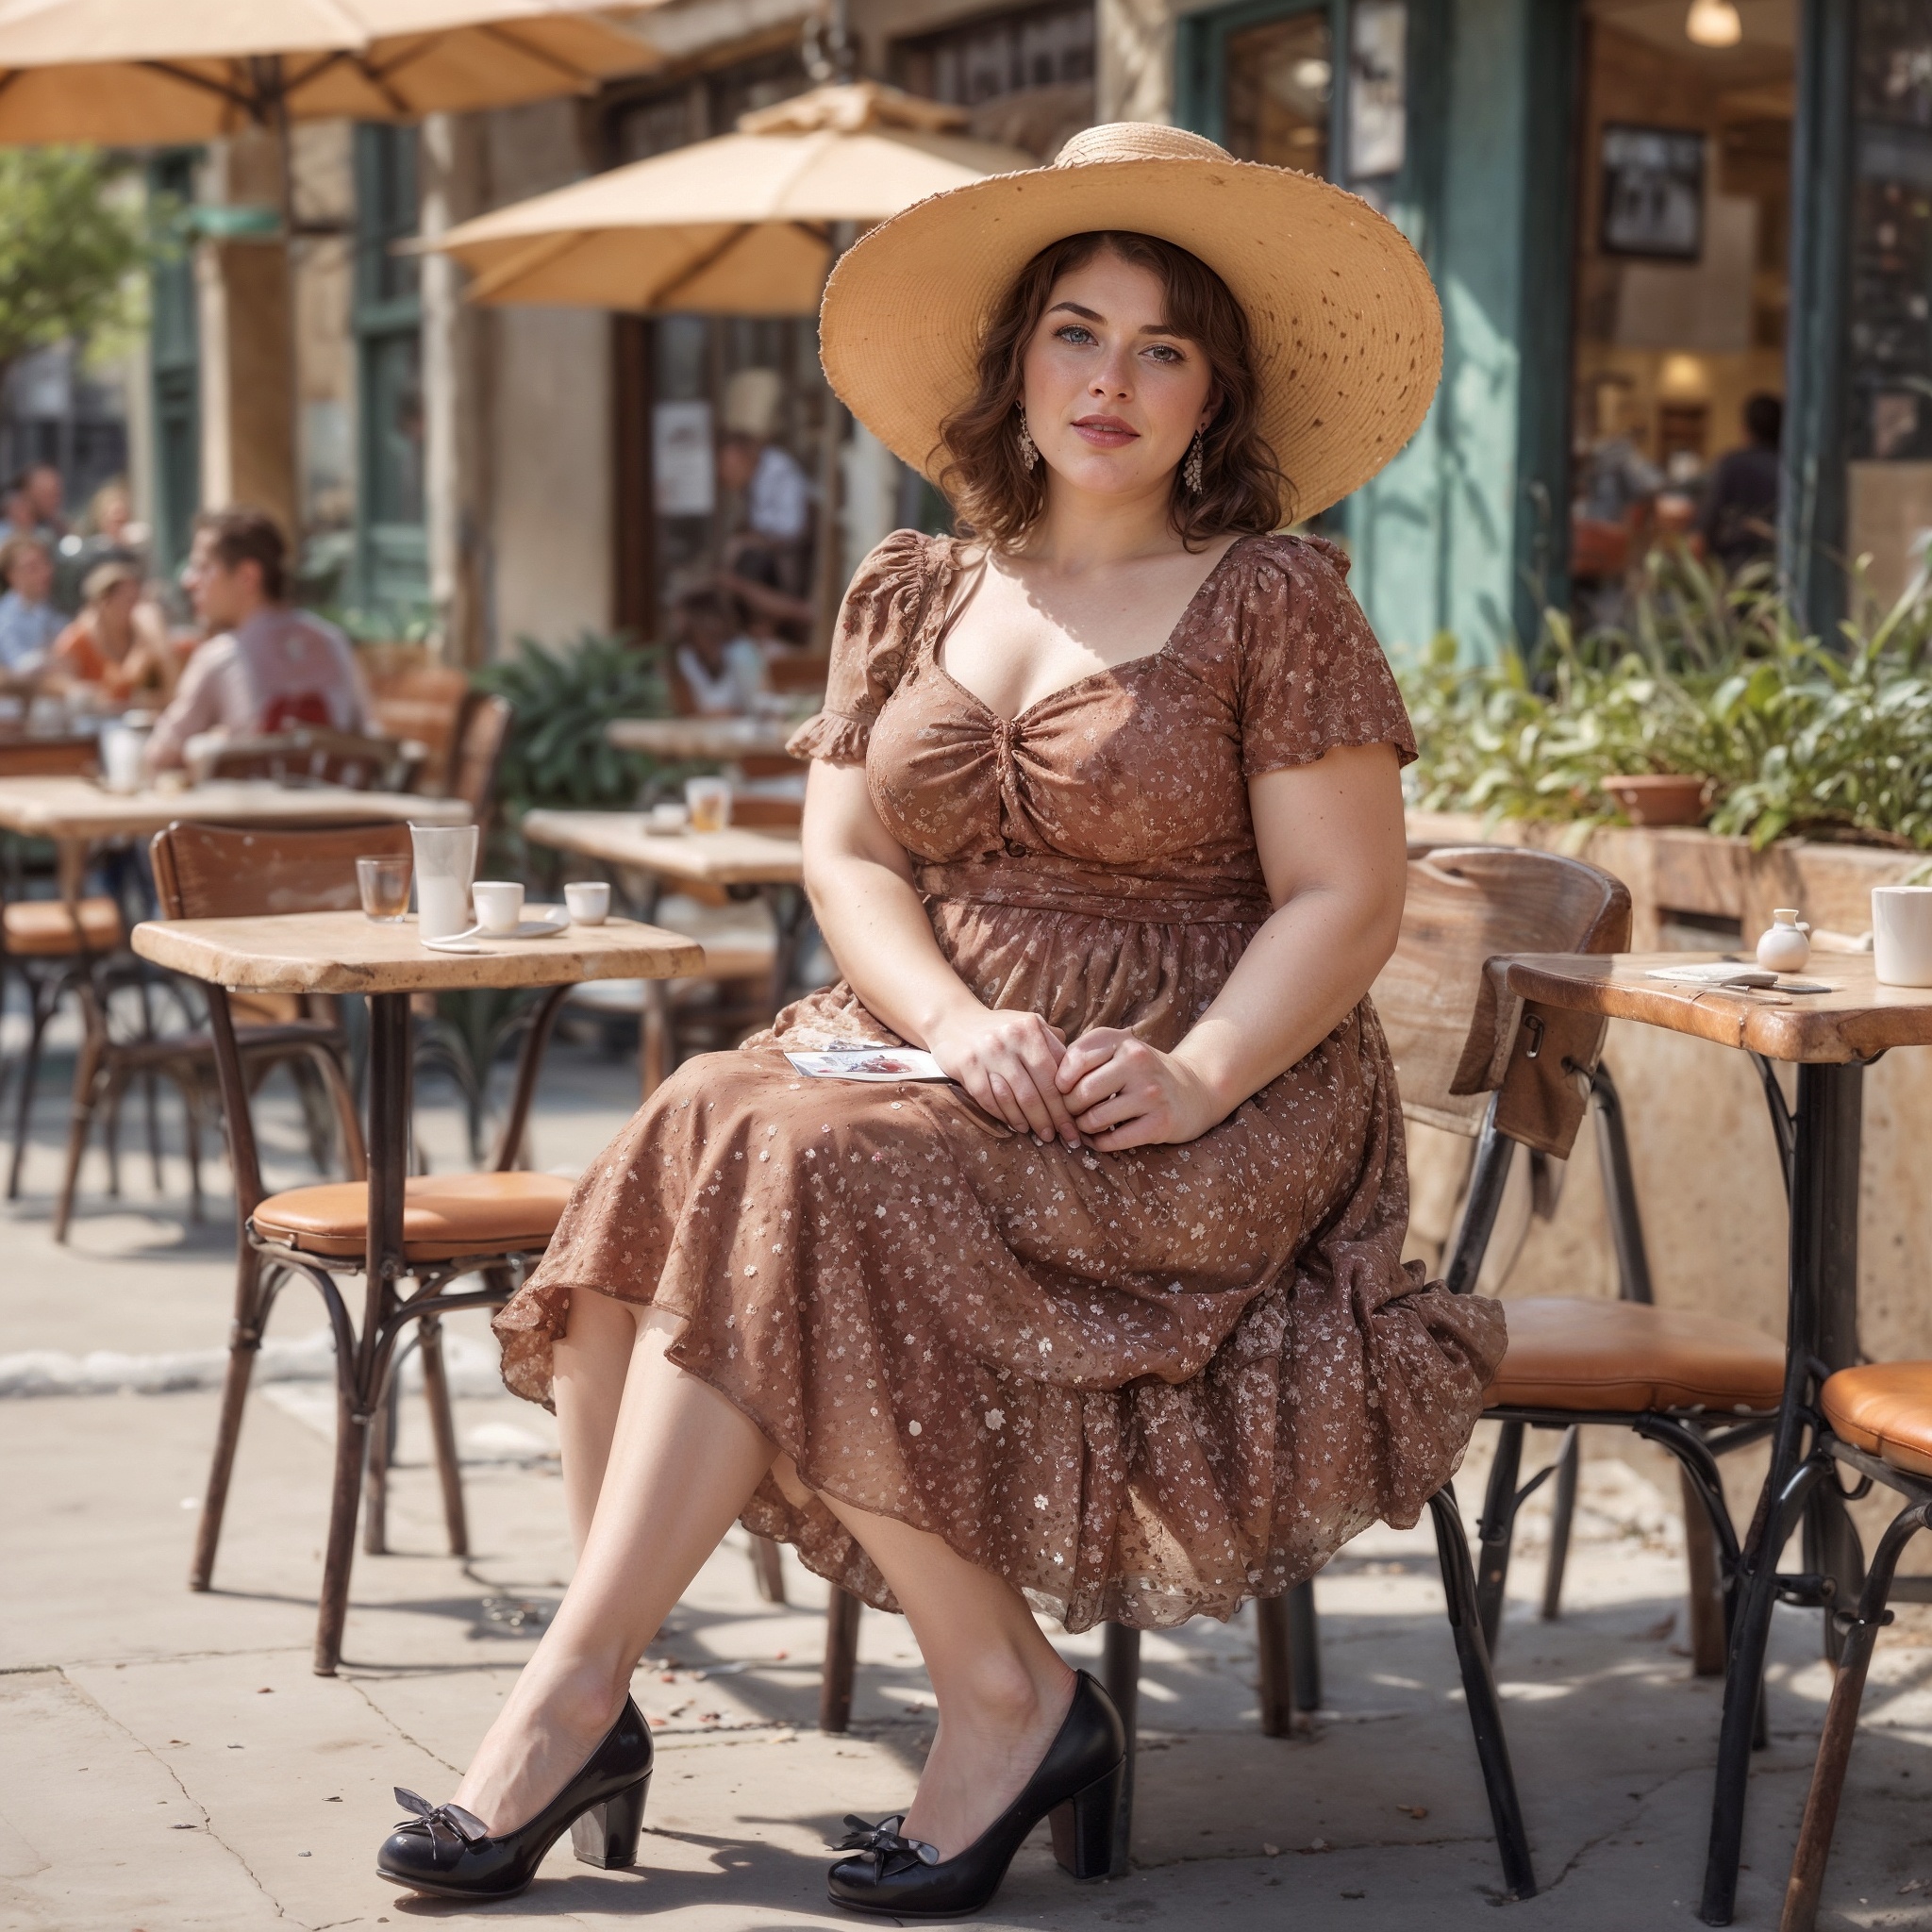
375;1694;653;1901
827;1669;1125;1918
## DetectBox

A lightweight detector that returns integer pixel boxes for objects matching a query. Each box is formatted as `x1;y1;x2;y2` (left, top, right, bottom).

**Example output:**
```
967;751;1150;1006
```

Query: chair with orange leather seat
152;819;575;1670
1774;1364;1932;1932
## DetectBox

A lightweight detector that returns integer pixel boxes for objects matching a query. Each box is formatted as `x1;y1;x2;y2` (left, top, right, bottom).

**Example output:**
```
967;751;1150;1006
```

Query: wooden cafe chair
0;734;132;1199
194;725;425;793
152;819;575;1674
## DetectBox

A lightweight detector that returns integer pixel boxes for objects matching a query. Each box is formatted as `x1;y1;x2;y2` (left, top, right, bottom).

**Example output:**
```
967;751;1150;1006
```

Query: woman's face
1018;249;1216;504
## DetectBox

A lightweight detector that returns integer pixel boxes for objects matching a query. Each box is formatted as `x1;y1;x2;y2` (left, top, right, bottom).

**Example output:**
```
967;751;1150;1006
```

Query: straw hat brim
819;150;1442;523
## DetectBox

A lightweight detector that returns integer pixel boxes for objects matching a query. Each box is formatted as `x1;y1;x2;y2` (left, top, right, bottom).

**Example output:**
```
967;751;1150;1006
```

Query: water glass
357;856;411;924
685;775;732;833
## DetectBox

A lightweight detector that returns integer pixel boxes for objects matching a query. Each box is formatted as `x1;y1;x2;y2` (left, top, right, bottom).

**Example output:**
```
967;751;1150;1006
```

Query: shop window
352;124;425;613
1568;0;1795;624
892;1;1094;158
1843;0;1932;603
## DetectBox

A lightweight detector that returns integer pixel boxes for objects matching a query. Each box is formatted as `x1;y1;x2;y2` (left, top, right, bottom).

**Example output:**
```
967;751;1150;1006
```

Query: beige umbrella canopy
423;81;1037;313
0;0;662;143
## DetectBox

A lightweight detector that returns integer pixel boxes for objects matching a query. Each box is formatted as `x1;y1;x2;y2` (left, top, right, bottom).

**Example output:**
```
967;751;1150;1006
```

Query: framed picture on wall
1600;124;1706;260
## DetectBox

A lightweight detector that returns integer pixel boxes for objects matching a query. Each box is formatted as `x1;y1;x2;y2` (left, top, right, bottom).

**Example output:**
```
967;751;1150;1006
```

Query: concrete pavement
3;1021;1929;1929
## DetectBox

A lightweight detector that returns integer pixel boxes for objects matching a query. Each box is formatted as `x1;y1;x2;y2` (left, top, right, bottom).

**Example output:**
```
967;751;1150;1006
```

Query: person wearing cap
379;125;1501;1916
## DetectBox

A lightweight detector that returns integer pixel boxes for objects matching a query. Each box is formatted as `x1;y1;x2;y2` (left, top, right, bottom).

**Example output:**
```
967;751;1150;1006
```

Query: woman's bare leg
453;1306;775;1832
813;1492;1077;1860
551;1287;643;1555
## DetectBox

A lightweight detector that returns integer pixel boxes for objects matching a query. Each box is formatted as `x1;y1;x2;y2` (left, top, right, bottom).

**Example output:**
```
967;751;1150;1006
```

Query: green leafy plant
0;148;152;391
474;631;669;818
1404;555;1932;851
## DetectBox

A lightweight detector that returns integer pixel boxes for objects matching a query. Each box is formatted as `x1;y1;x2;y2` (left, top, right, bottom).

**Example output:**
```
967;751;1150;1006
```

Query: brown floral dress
494;529;1506;1631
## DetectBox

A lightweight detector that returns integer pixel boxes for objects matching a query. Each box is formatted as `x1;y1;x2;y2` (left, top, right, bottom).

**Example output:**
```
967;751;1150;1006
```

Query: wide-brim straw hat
819;123;1442;523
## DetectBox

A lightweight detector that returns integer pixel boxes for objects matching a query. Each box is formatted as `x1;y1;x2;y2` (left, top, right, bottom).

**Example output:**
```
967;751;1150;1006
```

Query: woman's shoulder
1220;528;1357;598
853;526;953;592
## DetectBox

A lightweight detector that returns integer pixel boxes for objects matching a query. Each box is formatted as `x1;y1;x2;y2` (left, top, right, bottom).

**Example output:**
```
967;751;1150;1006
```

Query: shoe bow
834;1813;941;1876
391;1787;491;1852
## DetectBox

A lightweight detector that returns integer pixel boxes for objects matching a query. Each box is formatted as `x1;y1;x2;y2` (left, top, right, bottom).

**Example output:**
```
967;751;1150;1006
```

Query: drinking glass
357;856;411;924
409;823;479;939
685;775;732;833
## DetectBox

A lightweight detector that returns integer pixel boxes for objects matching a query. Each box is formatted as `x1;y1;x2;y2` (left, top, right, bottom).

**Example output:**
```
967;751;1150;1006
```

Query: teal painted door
147;152;201;581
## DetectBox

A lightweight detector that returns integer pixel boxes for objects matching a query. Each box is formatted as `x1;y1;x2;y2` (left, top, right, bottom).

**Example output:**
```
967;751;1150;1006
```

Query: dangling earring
1016;409;1040;474
1184;430;1206;494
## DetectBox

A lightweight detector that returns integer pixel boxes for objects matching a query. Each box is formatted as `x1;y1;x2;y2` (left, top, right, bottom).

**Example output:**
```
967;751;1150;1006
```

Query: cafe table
130;908;703;1672
0;775;468;901
605;714;800;762
1498;948;1932;1924
522;809;810;1012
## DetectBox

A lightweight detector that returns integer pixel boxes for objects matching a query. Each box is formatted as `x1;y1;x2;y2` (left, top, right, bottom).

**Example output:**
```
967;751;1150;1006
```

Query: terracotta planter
1603;773;1711;827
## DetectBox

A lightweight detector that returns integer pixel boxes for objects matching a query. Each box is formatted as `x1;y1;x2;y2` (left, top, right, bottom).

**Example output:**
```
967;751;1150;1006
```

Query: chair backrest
151;819;412;1215
150;818;413;922
1373;845;1631;1140
449;692;512;821
368;663;470;792
0;735;100;778
194;727;422;792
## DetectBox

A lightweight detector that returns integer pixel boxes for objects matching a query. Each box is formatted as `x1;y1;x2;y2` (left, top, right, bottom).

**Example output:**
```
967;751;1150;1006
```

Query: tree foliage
0;147;150;380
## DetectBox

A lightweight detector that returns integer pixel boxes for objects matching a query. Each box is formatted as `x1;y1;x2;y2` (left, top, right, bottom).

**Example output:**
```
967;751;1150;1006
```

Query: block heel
377;1696;654;1901
572;1770;651;1868
828;1671;1127;1918
1049;1760;1124;1880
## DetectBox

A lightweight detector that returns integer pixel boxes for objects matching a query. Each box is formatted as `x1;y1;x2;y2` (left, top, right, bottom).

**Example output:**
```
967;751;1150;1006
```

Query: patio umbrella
423;82;1033;641
421;80;1035;312
0;0;663;144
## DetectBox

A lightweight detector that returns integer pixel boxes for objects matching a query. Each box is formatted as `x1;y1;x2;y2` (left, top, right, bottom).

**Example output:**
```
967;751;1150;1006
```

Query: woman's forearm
1168;882;1399;1120
804;851;985;1047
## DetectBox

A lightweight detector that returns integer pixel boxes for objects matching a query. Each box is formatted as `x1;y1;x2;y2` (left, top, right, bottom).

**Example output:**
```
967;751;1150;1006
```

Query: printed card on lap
785;1047;950;1082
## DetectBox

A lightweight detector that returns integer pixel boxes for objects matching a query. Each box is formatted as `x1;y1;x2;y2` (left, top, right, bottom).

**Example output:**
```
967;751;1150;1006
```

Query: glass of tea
357;856;411;924
685;775;732;834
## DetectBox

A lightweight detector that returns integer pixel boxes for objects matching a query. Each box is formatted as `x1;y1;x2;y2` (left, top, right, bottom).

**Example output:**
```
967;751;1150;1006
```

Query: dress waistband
915;858;1271;927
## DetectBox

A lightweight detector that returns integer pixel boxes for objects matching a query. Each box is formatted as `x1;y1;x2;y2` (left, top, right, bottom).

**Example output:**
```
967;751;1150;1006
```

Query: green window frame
351;124;427;616
146;151;202;582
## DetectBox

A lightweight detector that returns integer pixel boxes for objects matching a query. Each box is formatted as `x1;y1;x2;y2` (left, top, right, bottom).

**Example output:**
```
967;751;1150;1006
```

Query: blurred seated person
144;507;370;774
717;552;815;657
0;535;65;675
673;587;767;716
1697;393;1782;577
1575;384;1663;528
717;367;812;596
50;559;175;706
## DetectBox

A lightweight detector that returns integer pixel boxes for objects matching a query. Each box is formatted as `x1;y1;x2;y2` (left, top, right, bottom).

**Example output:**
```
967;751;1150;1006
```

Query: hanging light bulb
1686;0;1742;47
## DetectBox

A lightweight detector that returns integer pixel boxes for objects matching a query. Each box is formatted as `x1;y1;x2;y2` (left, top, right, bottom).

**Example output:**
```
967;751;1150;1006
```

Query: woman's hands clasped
926;1006;1084;1146
928;1005;1224;1153
1055;1028;1224;1151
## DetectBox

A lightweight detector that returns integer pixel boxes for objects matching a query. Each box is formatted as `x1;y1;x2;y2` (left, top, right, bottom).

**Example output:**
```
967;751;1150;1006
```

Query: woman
377;124;1506;1916
50;559;175;706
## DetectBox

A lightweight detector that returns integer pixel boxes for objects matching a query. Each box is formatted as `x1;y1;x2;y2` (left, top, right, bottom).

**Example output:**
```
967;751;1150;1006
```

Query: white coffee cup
1874;886;1932;986
472;880;525;935
564;880;610;925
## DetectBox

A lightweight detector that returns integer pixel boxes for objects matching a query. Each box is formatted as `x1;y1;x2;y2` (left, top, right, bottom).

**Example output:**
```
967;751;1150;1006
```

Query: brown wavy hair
936;230;1286;550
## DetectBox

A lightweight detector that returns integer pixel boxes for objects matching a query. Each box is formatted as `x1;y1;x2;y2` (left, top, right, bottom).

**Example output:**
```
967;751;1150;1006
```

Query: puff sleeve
785;529;939;765
1234;534;1417;776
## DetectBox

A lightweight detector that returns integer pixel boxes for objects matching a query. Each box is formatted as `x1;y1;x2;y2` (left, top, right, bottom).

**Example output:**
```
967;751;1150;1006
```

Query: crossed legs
454;1289;1073;1860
